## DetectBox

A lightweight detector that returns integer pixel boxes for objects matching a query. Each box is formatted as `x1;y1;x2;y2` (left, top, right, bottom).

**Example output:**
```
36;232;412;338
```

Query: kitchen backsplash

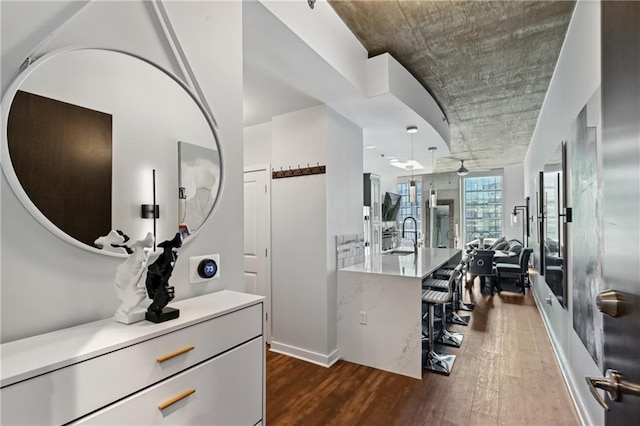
336;233;365;269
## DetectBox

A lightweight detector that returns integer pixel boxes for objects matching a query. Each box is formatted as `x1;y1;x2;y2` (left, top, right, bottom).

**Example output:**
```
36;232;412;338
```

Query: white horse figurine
113;232;155;324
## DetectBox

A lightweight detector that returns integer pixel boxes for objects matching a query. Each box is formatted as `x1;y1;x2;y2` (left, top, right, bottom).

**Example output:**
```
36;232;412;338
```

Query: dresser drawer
1;303;262;425
73;337;263;425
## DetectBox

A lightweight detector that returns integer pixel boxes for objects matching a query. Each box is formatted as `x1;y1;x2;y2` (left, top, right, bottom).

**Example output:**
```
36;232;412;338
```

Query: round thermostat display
197;258;218;279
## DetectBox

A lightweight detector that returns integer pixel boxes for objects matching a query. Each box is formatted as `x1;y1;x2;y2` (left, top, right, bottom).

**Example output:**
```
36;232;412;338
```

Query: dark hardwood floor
266;278;581;425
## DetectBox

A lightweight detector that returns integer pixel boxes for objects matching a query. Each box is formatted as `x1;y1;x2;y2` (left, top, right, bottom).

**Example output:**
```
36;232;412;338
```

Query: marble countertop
338;248;461;279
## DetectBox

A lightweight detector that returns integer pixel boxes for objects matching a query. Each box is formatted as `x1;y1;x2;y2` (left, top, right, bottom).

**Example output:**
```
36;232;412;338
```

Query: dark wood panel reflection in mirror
8;91;112;247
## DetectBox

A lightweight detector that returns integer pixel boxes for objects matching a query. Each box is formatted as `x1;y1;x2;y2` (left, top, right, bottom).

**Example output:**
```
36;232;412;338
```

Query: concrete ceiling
328;0;576;173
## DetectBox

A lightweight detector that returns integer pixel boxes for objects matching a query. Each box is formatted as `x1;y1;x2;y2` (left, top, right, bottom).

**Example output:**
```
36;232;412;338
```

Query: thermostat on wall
189;254;220;284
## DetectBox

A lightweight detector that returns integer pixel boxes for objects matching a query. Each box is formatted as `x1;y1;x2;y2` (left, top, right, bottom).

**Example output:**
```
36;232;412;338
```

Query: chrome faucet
402;216;418;254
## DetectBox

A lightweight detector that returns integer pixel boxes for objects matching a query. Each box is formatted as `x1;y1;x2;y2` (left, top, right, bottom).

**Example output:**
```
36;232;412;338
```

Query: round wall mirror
1;47;223;257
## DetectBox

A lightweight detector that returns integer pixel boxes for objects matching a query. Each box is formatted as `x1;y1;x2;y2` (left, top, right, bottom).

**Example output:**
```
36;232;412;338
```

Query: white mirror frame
0;46;224;257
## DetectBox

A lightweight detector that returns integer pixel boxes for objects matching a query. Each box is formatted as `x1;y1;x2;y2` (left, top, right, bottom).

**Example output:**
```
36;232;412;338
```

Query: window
463;176;503;243
396;181;421;239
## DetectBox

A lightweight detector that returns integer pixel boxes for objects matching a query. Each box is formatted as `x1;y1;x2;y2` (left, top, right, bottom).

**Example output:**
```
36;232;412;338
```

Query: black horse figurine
145;232;182;323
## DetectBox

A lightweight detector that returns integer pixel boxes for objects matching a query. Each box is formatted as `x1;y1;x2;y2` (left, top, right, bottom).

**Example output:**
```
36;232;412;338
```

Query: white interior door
243;167;271;343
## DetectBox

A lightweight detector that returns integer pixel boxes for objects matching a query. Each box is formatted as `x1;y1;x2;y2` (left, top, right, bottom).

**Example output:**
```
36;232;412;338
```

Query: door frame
243;164;272;343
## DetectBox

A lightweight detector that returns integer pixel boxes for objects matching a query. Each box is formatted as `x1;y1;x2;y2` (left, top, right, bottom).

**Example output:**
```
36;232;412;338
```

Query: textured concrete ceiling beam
329;0;575;170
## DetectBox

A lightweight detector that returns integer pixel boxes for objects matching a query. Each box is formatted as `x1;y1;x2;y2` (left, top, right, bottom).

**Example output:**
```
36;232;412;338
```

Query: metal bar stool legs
438;301;464;347
423;301;456;375
421;265;463;375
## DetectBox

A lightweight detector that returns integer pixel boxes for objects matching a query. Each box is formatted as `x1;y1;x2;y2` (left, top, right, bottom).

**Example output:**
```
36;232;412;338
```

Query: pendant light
428;147;437;207
457;159;469;176
407;126;418;203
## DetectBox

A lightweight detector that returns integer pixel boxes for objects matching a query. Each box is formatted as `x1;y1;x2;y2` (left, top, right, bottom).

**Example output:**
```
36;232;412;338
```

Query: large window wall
463;175;503;243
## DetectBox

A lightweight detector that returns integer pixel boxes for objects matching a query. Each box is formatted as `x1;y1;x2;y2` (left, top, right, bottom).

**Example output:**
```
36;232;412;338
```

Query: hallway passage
266;279;581;425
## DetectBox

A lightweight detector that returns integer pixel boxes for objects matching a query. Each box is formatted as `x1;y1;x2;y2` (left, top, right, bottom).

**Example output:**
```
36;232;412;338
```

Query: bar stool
434;263;473;313
422;265;463;375
425;271;469;326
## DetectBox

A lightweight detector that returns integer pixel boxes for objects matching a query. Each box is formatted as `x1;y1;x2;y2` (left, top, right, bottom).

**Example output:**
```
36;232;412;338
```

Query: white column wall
0;1;243;343
270;106;330;363
270;105;361;365
325;108;363;355
523;1;603;424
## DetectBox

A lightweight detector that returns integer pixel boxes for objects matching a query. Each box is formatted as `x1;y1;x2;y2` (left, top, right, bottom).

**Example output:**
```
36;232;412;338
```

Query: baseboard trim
531;286;591;426
270;341;339;368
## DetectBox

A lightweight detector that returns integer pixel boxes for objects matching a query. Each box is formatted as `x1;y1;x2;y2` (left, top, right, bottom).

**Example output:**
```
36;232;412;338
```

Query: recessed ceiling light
364;145;376;150
390;160;424;170
389;158;399;162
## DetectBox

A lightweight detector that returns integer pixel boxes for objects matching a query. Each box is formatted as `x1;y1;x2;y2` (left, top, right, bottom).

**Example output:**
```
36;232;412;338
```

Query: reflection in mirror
542;141;568;306
2;48;221;255
425;199;454;248
178;141;220;233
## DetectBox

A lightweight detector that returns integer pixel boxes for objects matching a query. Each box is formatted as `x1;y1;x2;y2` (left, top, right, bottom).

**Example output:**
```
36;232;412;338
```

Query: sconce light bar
143;169;159;251
512;196;531;244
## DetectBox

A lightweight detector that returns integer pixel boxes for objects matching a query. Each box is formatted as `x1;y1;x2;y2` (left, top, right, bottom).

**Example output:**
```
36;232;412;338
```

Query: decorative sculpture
94;229;133;254
145;232;183;323
113;232;155;324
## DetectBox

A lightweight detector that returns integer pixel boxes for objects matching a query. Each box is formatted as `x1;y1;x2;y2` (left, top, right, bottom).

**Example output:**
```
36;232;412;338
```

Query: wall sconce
512;196;530;245
141;204;159;219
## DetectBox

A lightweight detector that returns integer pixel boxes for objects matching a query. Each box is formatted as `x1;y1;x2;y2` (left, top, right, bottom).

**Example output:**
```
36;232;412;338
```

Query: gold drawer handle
158;388;196;410
156;345;195;363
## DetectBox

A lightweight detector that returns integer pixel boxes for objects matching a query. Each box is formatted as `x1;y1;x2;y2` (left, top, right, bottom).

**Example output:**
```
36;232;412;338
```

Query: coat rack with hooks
272;163;326;179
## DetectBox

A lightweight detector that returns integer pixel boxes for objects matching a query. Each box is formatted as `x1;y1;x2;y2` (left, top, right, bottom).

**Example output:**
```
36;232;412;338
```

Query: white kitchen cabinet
0;290;264;425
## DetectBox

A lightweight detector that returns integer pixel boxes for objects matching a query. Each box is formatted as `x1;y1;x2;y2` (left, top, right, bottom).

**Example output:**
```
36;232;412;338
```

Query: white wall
269;105;362;365
523;1;603;424
502;164;525;242
1;0;244;343
244;122;272;168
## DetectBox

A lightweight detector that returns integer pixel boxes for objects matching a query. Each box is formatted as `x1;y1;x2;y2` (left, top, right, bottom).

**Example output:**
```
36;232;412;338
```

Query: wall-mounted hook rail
272;163;326;179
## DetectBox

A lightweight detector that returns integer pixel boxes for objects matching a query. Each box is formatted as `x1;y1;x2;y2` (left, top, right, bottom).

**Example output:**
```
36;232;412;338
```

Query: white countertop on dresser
338;248;461;279
0;290;264;387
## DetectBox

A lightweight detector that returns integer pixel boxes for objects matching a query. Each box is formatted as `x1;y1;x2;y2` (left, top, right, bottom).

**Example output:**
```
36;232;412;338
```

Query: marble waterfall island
337;248;461;379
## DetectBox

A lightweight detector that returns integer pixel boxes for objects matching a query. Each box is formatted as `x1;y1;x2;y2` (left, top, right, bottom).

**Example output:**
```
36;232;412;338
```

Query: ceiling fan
456;160;469;176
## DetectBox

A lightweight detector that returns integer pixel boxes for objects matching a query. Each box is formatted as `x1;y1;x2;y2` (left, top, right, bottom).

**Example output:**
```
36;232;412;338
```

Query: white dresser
0;290;265;425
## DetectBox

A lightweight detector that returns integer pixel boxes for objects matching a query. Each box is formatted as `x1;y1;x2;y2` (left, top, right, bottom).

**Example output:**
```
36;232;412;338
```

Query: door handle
586;369;640;410
596;289;624;317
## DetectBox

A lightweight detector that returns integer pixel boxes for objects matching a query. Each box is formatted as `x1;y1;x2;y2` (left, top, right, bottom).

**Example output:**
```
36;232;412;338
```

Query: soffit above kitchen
243;1;452;178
